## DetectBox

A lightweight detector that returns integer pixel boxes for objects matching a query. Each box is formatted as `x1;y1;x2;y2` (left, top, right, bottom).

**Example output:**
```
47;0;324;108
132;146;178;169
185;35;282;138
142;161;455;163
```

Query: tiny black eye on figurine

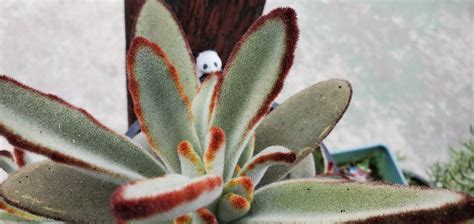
196;50;222;82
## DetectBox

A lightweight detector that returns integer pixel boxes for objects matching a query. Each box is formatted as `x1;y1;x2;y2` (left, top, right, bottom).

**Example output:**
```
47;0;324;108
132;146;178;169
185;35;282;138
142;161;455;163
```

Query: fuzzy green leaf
192;73;221;148
177;141;205;178
127;37;201;173
238;134;256;168
191;208;218;224
131;132;165;163
217;193;251;222
111;174;223;223
203;127;226;177
0;76;165;179
0;161;125;223
289;154;315;179
217;176;254;222
0;197;50;222
223;176;254;202
134;0;198;101
255;79;352;186
211;8;299;181
238;146;296;186
238;178;474;223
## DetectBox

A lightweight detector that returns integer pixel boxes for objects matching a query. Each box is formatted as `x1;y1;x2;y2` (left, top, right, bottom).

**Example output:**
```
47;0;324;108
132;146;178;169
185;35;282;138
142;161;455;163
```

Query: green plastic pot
330;144;408;185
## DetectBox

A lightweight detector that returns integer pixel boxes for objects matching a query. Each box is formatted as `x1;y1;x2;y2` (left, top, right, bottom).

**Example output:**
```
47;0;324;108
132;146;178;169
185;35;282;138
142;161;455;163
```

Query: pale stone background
1;0;473;178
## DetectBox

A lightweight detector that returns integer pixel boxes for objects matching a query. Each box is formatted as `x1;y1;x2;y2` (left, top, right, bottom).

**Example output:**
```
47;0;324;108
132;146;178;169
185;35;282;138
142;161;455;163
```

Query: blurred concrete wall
0;0;127;150
266;0;473;177
1;0;473;177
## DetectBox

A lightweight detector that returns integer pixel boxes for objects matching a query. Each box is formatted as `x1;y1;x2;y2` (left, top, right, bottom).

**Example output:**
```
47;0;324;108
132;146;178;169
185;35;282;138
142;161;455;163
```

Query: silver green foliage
0;0;472;223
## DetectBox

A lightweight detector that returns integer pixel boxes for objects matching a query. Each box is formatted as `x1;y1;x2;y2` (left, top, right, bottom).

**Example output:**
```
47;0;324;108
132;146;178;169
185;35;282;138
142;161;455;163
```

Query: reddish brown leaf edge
177;140;201;168
126;0;199;126
0;150;13;160
223;7;299;134
207;71;224;122
225;176;254;201
196;208;218;224
256;178;474;223
242;151;296;174
127;37;193;156
204;126;226;163
110;175;223;221
129;0;197;68
13;147;26;168
0;75;129;179
343;179;473;223
355;190;474;223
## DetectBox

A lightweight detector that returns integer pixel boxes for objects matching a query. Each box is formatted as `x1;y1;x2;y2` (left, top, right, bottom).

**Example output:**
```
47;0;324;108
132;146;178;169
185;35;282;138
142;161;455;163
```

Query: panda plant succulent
0;0;473;223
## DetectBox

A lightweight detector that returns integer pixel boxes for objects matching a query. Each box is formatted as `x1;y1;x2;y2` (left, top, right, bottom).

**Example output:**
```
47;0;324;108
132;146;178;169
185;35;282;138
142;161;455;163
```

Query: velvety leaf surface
0;161;125;223
131;132;166;163
177;141;205;178
203;127;226;177
128;37;201;172
238;134;256;168
0;197;49;221
192;208;218;224
111;174;223;222
217;193;251;222
223;176;254;202
238;178;474;223
0;76;165;179
289;153;316;179
238;146;296;186
255;80;352;186
192;73;221;147
218;176;254;221
134;0;198;100
211;8;299;181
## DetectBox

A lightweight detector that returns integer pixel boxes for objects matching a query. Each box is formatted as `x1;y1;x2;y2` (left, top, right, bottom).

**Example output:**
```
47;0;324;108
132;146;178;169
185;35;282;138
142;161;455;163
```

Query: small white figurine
196;50;222;78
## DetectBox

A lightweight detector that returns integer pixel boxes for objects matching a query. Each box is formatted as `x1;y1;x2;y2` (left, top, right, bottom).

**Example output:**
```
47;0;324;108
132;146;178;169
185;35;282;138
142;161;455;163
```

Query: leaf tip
204;126;226;163
177;141;196;161
196;208;218;224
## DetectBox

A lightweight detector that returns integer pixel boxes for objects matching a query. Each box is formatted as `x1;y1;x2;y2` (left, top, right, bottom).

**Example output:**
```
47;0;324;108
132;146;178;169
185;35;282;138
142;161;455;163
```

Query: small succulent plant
0;0;473;223
430;126;474;196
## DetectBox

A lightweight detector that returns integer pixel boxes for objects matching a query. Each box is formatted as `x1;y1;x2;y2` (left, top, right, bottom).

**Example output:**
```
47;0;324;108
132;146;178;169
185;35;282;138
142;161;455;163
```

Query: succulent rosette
0;0;472;223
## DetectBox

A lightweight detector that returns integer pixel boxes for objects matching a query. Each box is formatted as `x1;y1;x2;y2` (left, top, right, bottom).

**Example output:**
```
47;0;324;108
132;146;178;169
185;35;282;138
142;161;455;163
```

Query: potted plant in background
0;0;472;223
430;126;473;195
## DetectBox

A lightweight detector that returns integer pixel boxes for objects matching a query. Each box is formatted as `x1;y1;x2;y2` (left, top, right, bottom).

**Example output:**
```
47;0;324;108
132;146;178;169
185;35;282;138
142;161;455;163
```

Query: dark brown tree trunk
125;0;266;126
124;0;146;126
